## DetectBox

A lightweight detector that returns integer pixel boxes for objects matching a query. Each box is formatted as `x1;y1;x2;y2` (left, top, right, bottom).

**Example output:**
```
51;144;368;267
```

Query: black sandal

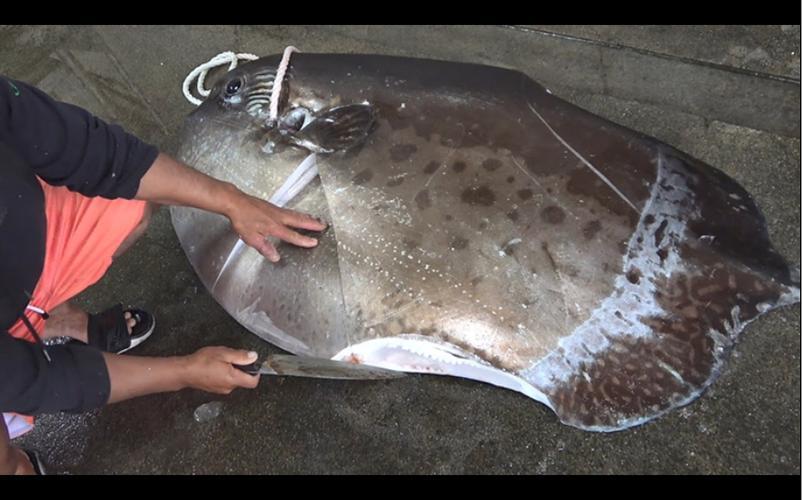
86;304;156;354
22;449;47;475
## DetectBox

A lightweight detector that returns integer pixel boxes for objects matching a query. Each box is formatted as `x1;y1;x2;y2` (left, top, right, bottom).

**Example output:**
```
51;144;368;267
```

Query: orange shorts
4;178;146;438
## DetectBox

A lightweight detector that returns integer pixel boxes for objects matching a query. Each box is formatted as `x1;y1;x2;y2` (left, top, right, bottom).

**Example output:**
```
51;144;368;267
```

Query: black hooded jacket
0;76;158;415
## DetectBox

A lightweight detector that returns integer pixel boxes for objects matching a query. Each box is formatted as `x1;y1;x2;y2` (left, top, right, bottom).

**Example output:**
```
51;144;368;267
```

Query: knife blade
234;354;406;380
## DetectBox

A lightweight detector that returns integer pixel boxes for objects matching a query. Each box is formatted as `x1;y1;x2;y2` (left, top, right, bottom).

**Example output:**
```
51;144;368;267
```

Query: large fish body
171;53;800;431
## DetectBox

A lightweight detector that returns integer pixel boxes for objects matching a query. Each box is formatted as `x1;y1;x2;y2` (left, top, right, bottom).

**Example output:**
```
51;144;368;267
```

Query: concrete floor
2;25;799;474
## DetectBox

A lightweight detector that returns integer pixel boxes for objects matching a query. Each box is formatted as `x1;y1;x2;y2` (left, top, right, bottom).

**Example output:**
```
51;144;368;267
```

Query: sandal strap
23;449;47;475
87;304;131;353
127;309;155;339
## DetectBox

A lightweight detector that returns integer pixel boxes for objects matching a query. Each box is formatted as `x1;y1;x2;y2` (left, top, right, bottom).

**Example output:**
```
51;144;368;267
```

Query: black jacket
0;76;158;414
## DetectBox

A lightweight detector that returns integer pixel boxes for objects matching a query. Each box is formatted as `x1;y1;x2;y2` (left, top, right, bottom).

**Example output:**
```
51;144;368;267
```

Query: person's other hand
226;190;327;262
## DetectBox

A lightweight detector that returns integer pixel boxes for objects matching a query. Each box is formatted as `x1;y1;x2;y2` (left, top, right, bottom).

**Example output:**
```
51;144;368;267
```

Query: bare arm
136;153;327;262
0;347;259;475
102;347;260;404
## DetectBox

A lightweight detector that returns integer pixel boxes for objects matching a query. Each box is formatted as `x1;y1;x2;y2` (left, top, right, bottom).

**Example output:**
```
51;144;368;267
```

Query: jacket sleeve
0;333;110;415
0;75;159;199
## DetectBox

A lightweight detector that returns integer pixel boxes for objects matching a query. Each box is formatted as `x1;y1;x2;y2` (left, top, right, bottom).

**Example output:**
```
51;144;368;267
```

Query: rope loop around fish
182;46;299;115
268;46;299;124
182;51;259;106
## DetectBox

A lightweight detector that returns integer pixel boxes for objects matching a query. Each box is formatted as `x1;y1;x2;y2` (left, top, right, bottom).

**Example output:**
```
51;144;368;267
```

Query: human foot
44;302;154;353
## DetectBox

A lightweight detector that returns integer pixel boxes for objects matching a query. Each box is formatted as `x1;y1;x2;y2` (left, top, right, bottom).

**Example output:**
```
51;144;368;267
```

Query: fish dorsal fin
287;104;377;154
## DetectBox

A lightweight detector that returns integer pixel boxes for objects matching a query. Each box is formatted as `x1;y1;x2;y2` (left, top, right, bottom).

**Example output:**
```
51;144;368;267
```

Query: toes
126;316;137;334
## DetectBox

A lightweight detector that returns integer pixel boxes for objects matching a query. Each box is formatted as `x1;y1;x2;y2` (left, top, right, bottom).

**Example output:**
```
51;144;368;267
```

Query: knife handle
233;361;260;376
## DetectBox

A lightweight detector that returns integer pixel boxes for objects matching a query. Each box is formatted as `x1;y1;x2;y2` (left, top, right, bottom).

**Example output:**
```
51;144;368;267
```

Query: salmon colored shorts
4;178;146;439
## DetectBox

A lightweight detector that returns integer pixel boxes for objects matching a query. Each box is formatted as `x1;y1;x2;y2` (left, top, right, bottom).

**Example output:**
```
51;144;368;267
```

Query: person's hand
225;189;327;262
134;154;327;262
182;347;261;394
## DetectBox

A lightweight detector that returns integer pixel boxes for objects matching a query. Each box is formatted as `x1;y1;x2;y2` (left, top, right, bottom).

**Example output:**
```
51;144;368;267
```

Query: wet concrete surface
1;25;799;474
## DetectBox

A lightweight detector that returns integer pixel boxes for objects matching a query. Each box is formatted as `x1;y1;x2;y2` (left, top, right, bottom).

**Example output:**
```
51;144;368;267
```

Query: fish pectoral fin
287;104;377;154
332;337;551;406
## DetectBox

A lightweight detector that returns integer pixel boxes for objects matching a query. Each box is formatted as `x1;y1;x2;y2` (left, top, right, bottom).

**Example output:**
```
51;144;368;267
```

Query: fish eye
225;78;242;96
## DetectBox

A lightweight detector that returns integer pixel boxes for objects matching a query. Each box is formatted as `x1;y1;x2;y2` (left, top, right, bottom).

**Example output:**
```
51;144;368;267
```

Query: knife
233;354;406;380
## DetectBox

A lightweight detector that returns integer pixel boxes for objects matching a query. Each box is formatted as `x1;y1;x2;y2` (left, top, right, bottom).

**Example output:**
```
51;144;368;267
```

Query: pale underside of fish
170;53;800;431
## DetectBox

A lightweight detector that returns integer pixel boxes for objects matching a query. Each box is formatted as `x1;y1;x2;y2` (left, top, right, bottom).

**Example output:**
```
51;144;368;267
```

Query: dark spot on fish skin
390;144;417;162
415;189;432;210
450;236;469;250
564;265;579;278
506;176;515;183
643;214;655;226
471;276;483;287
352;169;374;185
654;220;668;246
541;206;566;224
423;161;440;174
482;159;502;172
386;176;405;187
430;301;443;308
403;238;420;252
444;214;453;221
602;263;610;272
506;210;519;222
379;103;412;131
452;161;467;173
461;185;496;206
626;267;641;285
582;220;602;240
517;189;534;201
657;247;668;263
614;310;623;319
566;164;646;226
546;187;553;194
478;220;488;230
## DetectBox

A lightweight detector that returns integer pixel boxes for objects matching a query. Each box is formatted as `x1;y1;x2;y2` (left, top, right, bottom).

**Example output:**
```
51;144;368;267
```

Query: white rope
269;46;300;123
182;51;259;106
